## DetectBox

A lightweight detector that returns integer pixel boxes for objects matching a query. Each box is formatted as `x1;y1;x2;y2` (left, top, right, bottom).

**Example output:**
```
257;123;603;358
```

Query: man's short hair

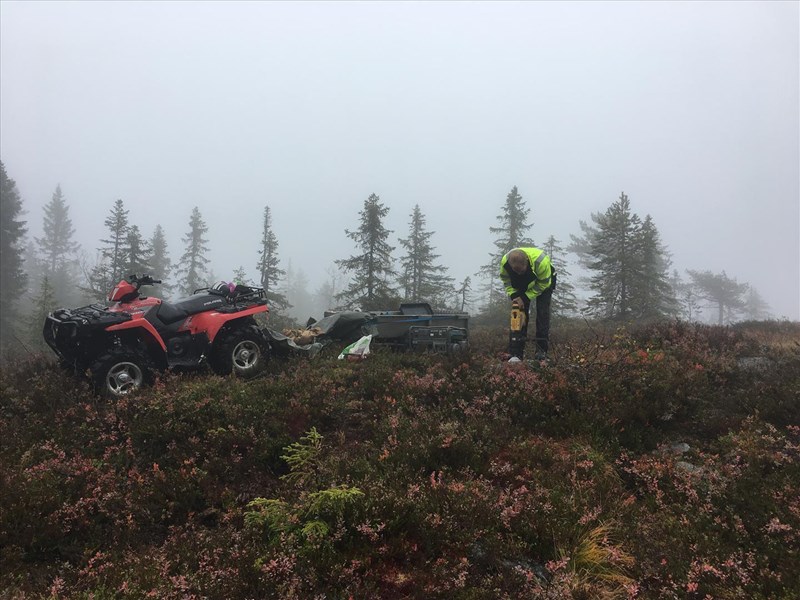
507;249;528;266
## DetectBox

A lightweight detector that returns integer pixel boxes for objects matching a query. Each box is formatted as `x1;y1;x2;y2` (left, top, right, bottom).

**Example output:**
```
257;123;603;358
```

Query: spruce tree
21;241;43;306
670;270;702;321
742;287;771;321
100;199;130;285
398;204;454;308
335;193;397;311
568;216;602;292
177;207;210;296
286;262;314;323
35;185;80;306
232;266;255;286
83;255;115;302
688;270;749;325
36;185;79;275
480;186;534;276
256;205;289;310
0;161;28;354
571;196;675;321
25;274;56;352
633;215;676;319
84;199;130;301
490;186;534;254
148;225;172;297
542;234;579;317
478;186;534;314
126;225;152;278
312;266;342;315
455;276;473;312
583;192;643;320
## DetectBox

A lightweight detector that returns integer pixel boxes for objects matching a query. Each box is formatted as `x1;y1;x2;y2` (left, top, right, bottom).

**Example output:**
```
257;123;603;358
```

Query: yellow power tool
509;305;527;358
510;306;526;332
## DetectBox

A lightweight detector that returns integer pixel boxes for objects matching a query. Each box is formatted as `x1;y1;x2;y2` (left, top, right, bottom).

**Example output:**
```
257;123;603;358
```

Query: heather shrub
617;417;799;598
1;321;798;598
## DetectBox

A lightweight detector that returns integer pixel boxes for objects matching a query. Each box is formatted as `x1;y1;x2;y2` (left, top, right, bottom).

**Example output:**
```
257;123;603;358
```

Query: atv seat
171;293;228;317
155;302;189;325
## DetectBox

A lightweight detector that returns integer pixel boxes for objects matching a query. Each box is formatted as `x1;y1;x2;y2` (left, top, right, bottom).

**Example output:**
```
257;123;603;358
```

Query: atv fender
106;318;167;352
180;306;267;343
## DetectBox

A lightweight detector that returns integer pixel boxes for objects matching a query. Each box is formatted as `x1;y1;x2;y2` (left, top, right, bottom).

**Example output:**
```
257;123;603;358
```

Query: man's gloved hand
511;297;524;308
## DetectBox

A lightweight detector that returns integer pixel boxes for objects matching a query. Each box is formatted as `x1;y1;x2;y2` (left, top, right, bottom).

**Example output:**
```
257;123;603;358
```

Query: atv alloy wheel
211;324;269;378
91;349;154;399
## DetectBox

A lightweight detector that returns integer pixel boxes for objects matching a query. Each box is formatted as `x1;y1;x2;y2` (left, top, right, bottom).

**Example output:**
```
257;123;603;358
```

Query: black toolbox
408;325;469;353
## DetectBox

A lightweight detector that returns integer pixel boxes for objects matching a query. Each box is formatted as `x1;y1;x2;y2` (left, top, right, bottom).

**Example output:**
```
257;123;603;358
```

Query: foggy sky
1;1;798;319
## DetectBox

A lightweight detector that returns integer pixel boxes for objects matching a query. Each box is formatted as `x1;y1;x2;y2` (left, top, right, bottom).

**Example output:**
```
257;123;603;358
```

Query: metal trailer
369;303;469;352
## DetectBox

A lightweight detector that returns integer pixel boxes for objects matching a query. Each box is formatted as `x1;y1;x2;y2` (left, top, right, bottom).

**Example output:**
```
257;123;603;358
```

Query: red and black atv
44;274;271;398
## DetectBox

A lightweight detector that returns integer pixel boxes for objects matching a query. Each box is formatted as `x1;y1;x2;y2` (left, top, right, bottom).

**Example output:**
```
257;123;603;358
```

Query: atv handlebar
128;274;162;288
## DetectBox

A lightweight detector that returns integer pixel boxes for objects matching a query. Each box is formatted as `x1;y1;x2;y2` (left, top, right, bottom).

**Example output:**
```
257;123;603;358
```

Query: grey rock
671;443;690;454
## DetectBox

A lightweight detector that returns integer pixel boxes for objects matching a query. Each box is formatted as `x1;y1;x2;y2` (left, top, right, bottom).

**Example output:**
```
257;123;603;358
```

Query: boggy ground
1;320;798;599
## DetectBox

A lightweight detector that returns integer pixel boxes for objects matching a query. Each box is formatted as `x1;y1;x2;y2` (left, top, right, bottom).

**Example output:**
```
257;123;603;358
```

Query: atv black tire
91;348;154;399
210;324;269;378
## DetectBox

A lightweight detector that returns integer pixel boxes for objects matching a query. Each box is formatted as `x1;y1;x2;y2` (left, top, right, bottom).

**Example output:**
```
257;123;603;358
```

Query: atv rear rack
193;285;268;311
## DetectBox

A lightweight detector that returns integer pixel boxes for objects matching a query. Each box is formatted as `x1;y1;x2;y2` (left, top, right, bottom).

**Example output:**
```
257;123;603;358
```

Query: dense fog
1;2;798;330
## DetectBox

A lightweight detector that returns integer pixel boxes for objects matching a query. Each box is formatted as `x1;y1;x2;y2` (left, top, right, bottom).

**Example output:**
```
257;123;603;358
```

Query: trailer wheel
91;348;154;399
211;325;270;378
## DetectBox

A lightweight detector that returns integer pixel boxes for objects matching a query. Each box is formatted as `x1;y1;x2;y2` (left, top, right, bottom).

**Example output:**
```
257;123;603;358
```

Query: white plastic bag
337;334;373;361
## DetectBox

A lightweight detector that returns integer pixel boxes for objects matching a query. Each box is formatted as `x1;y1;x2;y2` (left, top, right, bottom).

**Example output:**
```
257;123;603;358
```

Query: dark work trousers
511;272;556;359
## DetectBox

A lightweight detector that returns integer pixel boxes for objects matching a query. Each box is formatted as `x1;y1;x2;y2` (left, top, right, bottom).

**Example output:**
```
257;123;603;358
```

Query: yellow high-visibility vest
499;247;552;300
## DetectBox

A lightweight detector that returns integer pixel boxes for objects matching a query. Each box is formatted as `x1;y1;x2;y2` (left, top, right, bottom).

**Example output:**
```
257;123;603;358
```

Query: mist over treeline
1;159;781;358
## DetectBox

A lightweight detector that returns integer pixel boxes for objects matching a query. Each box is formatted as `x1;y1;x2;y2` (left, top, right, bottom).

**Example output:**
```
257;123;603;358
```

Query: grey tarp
263;311;376;356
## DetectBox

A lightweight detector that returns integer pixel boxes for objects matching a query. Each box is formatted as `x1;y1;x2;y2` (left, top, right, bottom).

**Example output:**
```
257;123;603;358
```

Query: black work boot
509;332;526;362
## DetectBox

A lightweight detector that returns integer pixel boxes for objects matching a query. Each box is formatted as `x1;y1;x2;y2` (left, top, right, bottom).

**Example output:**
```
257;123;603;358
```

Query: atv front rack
44;304;133;360
47;304;133;328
